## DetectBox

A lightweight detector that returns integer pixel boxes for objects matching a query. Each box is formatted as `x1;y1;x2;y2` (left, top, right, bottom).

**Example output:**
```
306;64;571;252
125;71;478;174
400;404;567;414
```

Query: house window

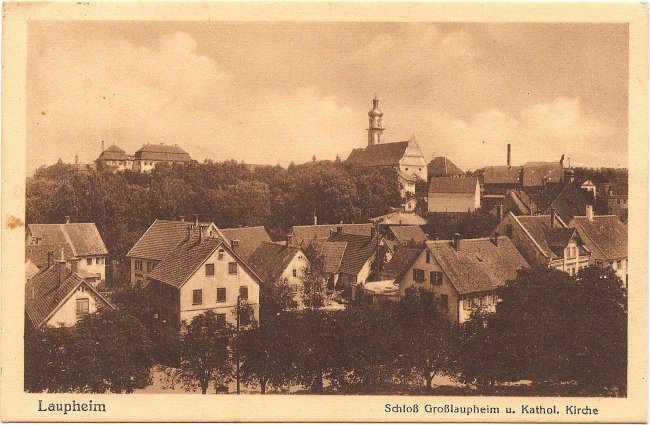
216;313;227;327
101;257;105;264
205;263;215;276
134;260;143;271
617;260;622;269
76;298;89;317
290;284;299;294
430;271;443;285
87;258;93;266
96;257;100;264
463;299;471;310
292;269;297;277
440;294;449;309
192;289;203;305
217;287;226;303
218;249;225;260
412;269;425;282
228;262;238;275
426;251;431;263
239;286;249;301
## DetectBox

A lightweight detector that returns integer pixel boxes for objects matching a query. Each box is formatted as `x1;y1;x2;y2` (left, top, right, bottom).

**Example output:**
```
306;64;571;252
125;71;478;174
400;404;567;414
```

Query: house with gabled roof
133;143;192;172
428;177;481;213
96;144;134;172
374;236;529;323
126;217;224;285
147;233;263;342
25;254;114;329
219;226;272;262
570;206;628;285
494;211;590;276
25;220;108;285
247;241;310;309
428;156;465;178
383;225;427;252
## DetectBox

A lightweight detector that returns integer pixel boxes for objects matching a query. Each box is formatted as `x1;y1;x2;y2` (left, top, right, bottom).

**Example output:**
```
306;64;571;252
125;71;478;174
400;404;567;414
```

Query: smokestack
193;214;199;227
70;257;80;274
179;215;185;222
64;215;70;224
496;204;504;221
452;233;462;252
286;234;293;246
586;204;594;221
491;232;499;247
313;212;318;226
75;154;79;165
47;250;55;268
507;144;511;167
102;140;105;152
550;207;556;228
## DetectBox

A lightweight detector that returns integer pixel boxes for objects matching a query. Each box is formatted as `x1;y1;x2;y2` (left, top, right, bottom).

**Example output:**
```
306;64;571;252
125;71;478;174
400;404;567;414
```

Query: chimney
313;212;318;226
370;227;376;239
337;225;343;235
47;250;55;268
75;154;79;165
64;215;70;224
496;204;504;221
286;234;293;246
550;207;556;228
452;233;462;251
491;232;499;247
231;239;240;249
193;214;199;227
586;204;594;221
70;257;80;274
199;224;208;242
56;248;67;286
507;143;511;167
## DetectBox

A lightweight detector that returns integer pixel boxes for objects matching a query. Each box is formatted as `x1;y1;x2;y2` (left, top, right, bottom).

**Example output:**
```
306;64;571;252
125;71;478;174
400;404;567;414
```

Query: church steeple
368;95;384;146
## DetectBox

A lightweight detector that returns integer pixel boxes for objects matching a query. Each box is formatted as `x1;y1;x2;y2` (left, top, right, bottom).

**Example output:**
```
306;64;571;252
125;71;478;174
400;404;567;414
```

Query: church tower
367;95;384;146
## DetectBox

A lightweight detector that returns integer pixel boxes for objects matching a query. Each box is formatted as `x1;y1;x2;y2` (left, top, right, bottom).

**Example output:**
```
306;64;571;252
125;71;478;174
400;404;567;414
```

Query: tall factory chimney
507;143;511;167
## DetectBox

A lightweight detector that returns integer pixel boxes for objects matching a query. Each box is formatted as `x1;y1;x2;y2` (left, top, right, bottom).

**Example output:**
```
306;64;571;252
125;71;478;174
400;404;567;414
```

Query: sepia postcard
1;2;648;422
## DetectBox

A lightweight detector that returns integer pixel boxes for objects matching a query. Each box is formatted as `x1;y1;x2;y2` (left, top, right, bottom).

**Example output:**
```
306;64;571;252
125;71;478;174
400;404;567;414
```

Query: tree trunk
260;379;267;395
201;384;208;394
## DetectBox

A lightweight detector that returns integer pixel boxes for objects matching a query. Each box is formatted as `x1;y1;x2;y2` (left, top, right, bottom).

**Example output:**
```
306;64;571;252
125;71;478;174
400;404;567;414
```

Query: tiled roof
522;162;564;187
543;227;578;257
25;264;113;328
248;242;302;285
27;223;108;266
428;177;479;194
25;259;41;280
426;237;529;295
346;141;410;167
127;219;214;261
98;145;129;161
428;157;464;177
510;215;570;259
382;245;423;280
570;215;627;260
327;233;378;276
388;225;427;244
313;241;348;274
545;184;590;224
483;166;521;184
369;211;426;226
503;190;540;216
219;226;272;261
134;144;191;162
291;224;373;247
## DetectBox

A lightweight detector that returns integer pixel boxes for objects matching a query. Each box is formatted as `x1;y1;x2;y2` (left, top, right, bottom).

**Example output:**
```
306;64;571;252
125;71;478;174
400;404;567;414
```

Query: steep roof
544;184;590;223
522;162;564;187
134;144;191;162
292;224;373;247
426;237;529;295
127;219;215;261
98;145;129;161
25;264;114;328
570;215;627;260
510;214;571;259
483;166;521;185
219;226;272;261
503;190;540;216
428;157;464;177
313;241;348;274
248;242;302;285
382;245;423;280
388;225;427;244
346;141;410;167
428;177;479;194
369;211;426;226
26;223;108;266
327;233;378;276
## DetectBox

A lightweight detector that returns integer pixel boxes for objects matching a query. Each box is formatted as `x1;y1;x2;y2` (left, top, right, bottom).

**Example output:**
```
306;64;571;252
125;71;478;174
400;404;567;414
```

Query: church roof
346;141;411;167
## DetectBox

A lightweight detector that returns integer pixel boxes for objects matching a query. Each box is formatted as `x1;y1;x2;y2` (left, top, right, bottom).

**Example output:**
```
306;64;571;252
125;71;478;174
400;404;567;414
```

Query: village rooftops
26;223;108;268
134;143;191;162
25;263;114;328
388;225;427;245
219;226;272;261
291;223;373;247
483;166;522;185
428;177;479;194
247;242;302;285
127;219;220;262
570;215;627;261
346;140;411;168
326;232;378;276
522;162;564;187
382;245;423;280
369;211;426;226
428;156;464;178
426;237;529;295
312;241;348;274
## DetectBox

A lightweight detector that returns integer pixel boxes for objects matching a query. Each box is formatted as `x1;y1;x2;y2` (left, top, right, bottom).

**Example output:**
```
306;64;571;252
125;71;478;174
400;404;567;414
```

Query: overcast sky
27;22;628;173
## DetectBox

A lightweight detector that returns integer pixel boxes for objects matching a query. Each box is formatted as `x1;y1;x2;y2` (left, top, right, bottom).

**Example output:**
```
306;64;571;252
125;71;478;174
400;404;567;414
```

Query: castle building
347;97;427;198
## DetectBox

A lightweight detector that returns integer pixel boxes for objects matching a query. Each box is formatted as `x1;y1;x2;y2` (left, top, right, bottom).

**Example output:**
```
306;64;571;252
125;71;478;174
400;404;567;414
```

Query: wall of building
457;293;498;324
78;255;106;282
130;257;158;286
47;283;103;327
276;251;310;309
428;191;480;213
179;247;260;326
